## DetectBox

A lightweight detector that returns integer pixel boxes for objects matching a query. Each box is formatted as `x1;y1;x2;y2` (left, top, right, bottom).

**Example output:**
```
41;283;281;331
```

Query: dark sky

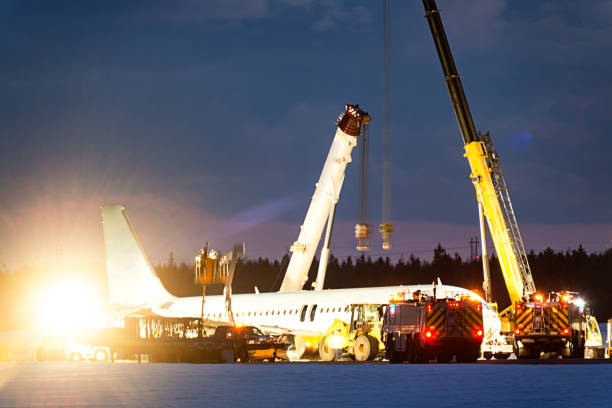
1;0;611;268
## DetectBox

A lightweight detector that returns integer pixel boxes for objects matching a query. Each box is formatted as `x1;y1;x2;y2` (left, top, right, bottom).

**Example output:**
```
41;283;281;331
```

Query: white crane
279;105;371;292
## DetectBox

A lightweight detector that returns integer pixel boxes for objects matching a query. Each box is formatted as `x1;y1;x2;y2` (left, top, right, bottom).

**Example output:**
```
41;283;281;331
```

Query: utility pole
469;236;479;262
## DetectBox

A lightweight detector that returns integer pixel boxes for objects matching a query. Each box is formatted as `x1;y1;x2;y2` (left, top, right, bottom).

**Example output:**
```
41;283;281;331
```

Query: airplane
101;204;501;360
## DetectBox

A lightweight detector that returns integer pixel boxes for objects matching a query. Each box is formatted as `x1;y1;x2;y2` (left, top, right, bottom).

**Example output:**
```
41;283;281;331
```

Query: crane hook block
355;223;370;252
337;104;371;136
379;223;394;250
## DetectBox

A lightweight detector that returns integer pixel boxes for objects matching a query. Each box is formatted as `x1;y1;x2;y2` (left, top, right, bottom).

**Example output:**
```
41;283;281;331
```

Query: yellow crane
422;0;535;310
422;0;603;359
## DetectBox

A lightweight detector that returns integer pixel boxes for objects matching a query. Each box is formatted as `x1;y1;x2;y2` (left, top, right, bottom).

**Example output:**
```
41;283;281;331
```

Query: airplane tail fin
101;205;173;306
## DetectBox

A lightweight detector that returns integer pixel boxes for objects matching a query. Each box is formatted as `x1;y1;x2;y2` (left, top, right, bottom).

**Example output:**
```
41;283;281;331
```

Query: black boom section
422;0;478;145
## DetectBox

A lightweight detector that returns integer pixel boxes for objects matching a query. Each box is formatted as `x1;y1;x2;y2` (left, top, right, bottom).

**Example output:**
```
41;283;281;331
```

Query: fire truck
514;292;603;358
382;291;484;363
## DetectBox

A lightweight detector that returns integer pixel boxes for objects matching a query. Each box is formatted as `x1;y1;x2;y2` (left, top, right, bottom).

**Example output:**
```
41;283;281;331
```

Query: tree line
1;244;611;331
155;244;612;320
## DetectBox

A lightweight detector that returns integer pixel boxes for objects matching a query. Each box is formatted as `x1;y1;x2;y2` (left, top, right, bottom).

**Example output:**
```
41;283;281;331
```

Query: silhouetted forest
1;244;611;331
155;244;612;320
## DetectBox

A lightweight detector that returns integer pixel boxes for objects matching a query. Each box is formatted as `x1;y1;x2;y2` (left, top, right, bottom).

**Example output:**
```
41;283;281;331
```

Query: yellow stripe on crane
464;141;526;305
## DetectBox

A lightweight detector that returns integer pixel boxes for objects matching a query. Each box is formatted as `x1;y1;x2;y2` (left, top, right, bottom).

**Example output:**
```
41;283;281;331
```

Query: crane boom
279;105;371;292
422;0;535;304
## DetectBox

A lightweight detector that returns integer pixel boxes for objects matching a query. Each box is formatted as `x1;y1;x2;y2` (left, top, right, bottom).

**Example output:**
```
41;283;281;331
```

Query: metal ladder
479;131;536;295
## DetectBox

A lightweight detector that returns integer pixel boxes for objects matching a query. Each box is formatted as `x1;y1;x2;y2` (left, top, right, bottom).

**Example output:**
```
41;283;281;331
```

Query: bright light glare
35;282;102;334
328;334;345;349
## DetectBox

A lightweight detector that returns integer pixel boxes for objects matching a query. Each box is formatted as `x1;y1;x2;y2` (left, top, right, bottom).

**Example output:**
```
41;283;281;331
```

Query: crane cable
379;0;393;250
355;121;370;251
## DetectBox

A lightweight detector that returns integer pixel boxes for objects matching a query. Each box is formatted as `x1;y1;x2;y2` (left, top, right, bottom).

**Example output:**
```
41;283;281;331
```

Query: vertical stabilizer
101;205;173;306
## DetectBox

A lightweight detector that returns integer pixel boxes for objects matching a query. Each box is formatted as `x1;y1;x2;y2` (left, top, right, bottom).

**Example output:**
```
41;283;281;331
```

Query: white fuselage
154;284;499;335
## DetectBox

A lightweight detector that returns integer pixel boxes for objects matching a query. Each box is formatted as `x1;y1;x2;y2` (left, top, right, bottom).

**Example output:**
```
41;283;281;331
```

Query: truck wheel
238;344;249;363
406;335;419;363
518;345;540;359
318;336;341;361
436;350;454;363
455;347;479;363
570;344;585;359
367;336;380;360
388;347;405;364
414;345;432;363
354;335;377;361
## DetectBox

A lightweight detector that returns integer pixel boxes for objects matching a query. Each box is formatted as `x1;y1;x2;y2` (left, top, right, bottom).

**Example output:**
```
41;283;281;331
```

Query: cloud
129;0;271;22
280;0;316;6
312;4;371;32
435;0;508;49
124;0;371;28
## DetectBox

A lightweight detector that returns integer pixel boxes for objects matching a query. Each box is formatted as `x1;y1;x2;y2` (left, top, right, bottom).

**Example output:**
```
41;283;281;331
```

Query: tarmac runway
1;361;611;407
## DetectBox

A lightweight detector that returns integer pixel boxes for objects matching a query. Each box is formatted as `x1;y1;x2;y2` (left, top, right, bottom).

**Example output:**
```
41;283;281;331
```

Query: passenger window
248;312;251;316
271;311;274;315
344;305;349;313
300;305;308;322
310;305;318;321
283;310;287;315
325;307;329;313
